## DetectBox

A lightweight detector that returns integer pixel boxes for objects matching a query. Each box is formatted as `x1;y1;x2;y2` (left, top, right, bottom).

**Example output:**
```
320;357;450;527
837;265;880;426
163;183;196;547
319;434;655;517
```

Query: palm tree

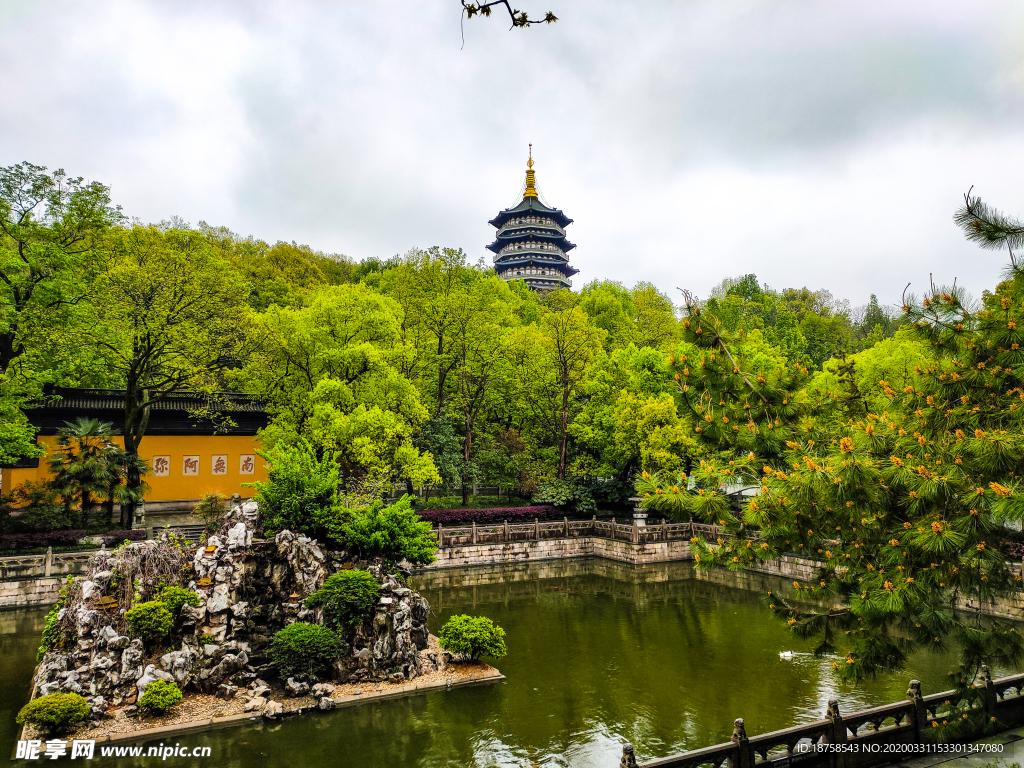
47;418;121;529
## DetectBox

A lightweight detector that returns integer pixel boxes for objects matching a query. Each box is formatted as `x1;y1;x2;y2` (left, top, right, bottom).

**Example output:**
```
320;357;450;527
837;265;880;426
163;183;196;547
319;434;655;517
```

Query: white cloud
1;0;1022;308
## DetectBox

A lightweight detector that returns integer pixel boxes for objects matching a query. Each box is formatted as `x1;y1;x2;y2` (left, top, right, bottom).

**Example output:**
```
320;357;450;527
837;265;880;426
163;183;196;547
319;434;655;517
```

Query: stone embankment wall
424;536;819;582
6;534;1024;621
1;550;97;609
0;576;65;608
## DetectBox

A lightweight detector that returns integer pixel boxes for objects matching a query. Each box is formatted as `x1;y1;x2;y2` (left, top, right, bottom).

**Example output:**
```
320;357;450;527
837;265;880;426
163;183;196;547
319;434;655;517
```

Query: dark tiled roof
24;388;268;436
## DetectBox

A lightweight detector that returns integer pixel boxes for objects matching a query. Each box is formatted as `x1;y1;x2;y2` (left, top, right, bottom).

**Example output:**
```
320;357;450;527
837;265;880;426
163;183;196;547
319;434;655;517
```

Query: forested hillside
0;162;913;514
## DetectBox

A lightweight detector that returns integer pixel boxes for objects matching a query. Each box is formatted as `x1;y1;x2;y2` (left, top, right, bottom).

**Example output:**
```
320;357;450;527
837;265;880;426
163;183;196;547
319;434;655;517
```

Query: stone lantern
629;497;647;527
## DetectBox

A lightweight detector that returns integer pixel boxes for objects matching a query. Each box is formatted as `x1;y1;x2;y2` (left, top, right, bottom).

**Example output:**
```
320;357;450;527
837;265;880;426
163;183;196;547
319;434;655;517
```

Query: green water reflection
2;560;989;767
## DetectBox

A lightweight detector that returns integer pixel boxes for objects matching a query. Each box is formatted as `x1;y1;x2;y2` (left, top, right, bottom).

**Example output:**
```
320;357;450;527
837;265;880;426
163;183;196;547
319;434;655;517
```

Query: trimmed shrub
139;679;183;712
416;506;557;525
16;693;90;734
125;601;173;641
305;571;380;630
100;529;146;547
342;496;436;565
269;622;342;680
157;586;202;614
438;615;507;663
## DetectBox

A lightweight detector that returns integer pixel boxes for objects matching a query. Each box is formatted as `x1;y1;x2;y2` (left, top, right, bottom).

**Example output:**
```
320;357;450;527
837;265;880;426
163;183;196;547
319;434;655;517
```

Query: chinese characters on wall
145;453;257;478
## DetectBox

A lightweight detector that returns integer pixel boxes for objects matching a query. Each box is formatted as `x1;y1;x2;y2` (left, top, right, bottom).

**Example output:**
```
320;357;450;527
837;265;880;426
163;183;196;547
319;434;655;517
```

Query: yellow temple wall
1;434;266;501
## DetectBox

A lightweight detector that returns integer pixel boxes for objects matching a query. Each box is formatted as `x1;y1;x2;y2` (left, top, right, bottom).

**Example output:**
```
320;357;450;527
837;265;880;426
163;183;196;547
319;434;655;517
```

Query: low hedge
100;529;146;546
416;506;558;525
416;495;530;511
0;530;86;550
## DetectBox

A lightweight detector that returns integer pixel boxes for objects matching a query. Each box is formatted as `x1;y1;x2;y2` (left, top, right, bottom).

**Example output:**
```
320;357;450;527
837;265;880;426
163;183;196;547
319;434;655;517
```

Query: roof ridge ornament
524;143;538;198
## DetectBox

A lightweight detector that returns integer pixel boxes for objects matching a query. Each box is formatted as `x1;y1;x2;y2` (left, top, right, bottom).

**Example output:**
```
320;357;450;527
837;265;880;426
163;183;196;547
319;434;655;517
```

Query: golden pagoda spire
523;143;538;198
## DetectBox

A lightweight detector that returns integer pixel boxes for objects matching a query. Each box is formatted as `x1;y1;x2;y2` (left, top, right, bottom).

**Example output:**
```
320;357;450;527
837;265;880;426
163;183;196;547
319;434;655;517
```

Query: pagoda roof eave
488;197;573;228
494;258;579;277
487;239;577;254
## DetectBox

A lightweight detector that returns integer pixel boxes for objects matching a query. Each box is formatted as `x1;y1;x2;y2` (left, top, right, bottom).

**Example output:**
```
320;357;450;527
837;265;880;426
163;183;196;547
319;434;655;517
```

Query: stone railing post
611;518;616;540
662;518;667;541
825;699;847;768
632;520;639;544
980;665;997;720
44;546;53;577
907;679;928;741
728;718;752;768
504;520;510;542
535;518;540;540
564;516;569;537
472;521;478;545
437;524;444;548
619;742;637;768
592;514;597;535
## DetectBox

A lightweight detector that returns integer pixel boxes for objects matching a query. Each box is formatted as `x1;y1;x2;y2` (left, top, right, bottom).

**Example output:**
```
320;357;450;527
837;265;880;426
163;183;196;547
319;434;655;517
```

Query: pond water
2;560;978;767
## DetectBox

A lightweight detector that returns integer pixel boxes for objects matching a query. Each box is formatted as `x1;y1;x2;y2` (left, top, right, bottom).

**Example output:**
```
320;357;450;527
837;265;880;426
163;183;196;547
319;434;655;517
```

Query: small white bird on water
779;651;794;660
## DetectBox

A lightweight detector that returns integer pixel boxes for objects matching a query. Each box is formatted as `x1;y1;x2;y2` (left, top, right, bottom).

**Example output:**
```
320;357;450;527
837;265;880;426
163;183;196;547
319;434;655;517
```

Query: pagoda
488;147;578;292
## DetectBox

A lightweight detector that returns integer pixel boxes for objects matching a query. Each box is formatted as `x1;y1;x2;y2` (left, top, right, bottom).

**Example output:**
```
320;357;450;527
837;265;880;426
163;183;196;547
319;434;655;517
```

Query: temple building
0;388;268;534
488;147;579;292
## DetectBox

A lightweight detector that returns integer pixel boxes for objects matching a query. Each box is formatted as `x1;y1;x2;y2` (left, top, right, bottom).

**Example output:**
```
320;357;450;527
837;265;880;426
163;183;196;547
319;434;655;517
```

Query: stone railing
434;518;725;548
497;218;565;236
0;549;97;582
620;670;1024;768
498;242;565;256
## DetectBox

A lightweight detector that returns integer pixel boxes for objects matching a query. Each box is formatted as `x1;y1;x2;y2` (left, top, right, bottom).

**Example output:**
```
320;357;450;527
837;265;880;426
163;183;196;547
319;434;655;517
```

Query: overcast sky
2;1;1023;309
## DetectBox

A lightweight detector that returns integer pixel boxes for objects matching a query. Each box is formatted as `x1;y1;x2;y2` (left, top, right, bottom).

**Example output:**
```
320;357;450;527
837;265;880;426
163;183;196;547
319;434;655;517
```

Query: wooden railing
433;518;727;548
621;670;1024;768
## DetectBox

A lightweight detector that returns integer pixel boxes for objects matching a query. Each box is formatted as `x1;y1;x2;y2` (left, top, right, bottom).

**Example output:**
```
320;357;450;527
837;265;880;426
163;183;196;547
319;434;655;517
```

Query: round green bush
438;614;507;662
269;622;342;679
158;586;202;614
305;571;380;629
125;600;174;641
139;679;182;712
16;693;91;734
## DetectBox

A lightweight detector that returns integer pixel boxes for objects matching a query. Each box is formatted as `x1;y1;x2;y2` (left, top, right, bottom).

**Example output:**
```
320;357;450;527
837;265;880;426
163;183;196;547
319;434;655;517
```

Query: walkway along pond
2;559;999;767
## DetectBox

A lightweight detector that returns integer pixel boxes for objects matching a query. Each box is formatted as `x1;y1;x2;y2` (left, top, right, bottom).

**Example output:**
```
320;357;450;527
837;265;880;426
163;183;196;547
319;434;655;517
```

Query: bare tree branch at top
461;1;558;29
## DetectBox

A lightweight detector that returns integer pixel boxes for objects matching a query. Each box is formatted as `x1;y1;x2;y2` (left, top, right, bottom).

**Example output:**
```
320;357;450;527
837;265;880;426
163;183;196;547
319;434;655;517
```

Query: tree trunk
0;331;23;377
558;384;569;480
104;489;115;529
121;382;151;529
461;419;473;506
81;490;90;530
435;335;447;416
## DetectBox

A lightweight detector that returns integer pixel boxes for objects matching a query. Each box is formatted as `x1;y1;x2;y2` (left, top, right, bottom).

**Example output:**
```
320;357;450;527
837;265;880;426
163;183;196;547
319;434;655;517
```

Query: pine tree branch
954;187;1024;254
